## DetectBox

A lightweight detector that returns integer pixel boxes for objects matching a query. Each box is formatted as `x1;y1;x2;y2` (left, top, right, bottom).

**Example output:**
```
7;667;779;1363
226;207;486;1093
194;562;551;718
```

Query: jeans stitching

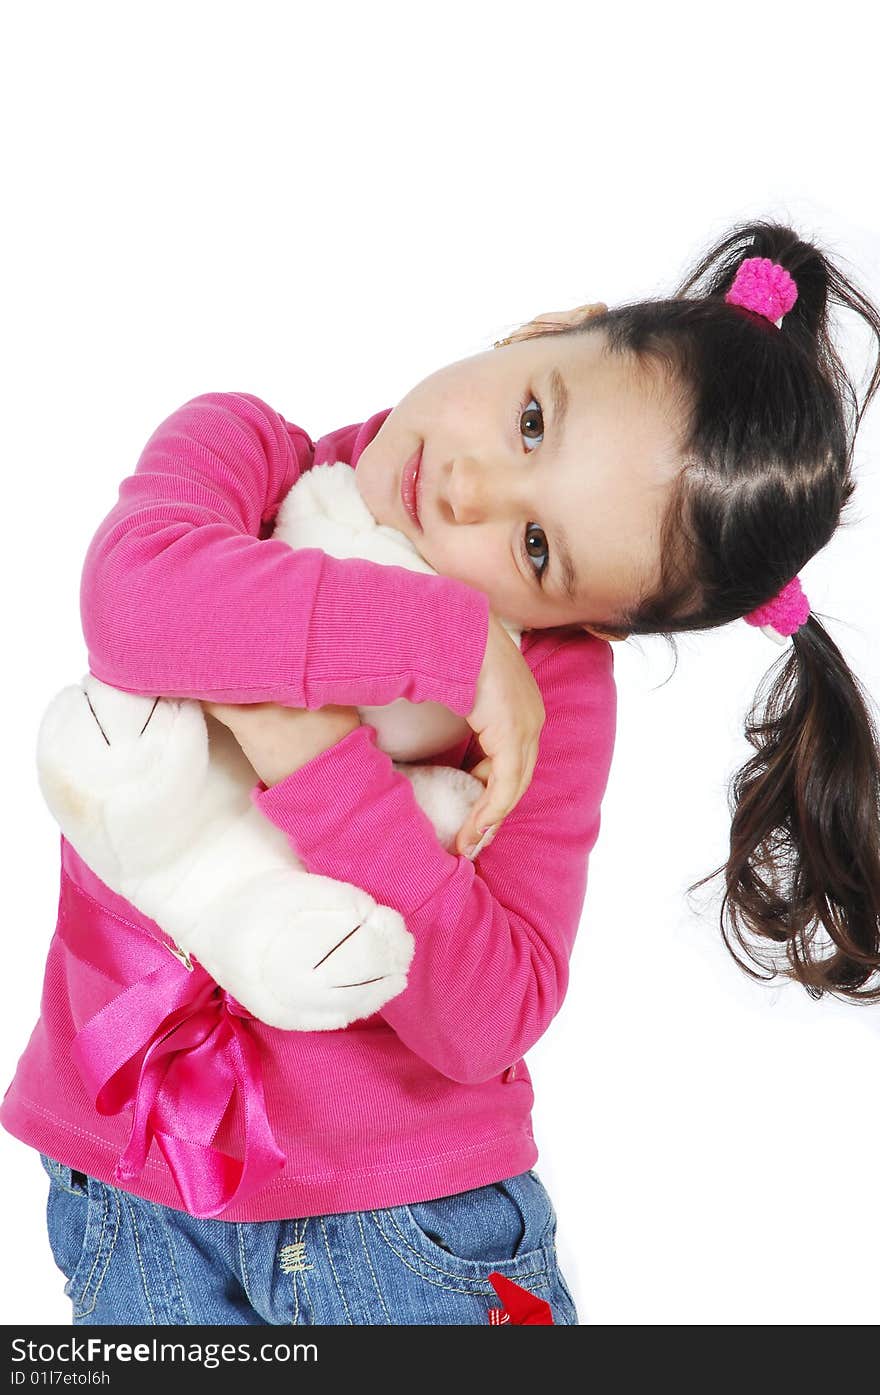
318;1217;353;1325
54;1180;85;1198
75;1185;121;1319
238;1224;257;1313
165;1224;190;1324
152;1204;189;1325
123;1198;157;1324
278;1218;312;1326
378;1230;551;1299
355;1211;391;1325
296;1219;312;1324
290;1231;299;1327
368;1211;550;1296
43;1158;86;1198
71;1186;108;1316
290;1222;300;1327
383;1207;550;1284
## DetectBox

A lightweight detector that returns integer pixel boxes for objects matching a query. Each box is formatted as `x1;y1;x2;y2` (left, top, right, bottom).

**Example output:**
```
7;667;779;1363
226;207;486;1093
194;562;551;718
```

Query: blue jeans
39;1154;579;1325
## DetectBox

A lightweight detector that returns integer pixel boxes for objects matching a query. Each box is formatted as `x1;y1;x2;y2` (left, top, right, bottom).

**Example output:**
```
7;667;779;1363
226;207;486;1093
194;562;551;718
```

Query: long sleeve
80;392;489;712
250;631;617;1084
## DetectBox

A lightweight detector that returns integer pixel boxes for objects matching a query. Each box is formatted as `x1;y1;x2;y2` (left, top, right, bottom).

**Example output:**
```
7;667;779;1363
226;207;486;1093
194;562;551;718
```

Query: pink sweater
0;392;617;1220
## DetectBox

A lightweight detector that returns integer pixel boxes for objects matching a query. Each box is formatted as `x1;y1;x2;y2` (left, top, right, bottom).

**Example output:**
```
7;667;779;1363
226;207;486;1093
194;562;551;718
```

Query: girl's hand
457;614;545;857
203;701;361;787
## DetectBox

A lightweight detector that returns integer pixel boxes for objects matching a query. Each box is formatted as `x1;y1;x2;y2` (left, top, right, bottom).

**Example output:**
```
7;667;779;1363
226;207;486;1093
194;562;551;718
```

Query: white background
2;1;879;1325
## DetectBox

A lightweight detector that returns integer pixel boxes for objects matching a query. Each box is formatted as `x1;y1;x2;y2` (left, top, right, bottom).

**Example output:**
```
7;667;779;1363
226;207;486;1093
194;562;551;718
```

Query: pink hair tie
724;255;799;327
727;254;804;644
744;574;810;644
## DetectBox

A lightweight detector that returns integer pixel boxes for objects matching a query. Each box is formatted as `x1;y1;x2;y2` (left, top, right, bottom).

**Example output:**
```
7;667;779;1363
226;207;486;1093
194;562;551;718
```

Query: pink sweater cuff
250;724;466;914
303;563;490;717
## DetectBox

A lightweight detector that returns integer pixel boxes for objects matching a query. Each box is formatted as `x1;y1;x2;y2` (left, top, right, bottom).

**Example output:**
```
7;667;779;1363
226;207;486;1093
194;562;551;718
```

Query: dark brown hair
553;219;880;1002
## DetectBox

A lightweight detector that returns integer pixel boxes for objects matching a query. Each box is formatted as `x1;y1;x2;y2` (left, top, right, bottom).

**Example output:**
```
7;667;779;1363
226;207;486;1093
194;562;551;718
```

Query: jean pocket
374;1170;556;1285
40;1154;120;1318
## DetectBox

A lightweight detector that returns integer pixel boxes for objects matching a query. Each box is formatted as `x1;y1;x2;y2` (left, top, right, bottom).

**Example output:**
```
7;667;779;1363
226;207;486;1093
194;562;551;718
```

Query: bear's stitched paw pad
187;872;415;1032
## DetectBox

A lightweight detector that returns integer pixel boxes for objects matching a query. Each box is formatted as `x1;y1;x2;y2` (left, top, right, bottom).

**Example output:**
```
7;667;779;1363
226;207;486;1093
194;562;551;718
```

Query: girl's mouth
400;443;424;531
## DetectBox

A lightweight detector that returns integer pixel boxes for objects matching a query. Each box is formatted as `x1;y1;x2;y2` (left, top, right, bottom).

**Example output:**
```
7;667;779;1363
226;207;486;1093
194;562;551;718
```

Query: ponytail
689;613;880;999
544;218;880;1000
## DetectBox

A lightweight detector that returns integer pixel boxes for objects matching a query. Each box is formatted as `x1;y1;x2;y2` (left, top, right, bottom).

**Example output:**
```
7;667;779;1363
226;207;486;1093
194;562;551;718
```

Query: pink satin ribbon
56;867;286;1218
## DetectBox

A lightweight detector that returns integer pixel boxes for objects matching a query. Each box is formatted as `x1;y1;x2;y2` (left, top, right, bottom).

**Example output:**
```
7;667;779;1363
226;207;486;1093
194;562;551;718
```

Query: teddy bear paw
186;871;415;1032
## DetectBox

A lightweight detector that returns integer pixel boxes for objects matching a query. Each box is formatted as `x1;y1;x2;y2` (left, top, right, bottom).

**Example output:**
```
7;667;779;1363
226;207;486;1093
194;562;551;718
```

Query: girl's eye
516;394;548;582
523;522;549;580
519;394;545;452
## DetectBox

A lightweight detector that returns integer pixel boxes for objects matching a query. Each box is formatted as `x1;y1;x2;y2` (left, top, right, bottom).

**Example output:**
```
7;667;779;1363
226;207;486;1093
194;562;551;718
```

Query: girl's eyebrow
550;523;579;603
549;366;570;440
547;367;578;603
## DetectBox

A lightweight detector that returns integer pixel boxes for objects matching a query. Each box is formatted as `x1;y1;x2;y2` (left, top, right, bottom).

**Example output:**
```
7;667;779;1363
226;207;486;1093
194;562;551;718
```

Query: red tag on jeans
487;1272;555;1324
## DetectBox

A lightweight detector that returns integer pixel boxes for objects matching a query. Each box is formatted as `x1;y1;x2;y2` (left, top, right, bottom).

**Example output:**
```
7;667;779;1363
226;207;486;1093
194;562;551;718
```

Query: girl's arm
249;631;617;1084
80;391;489;712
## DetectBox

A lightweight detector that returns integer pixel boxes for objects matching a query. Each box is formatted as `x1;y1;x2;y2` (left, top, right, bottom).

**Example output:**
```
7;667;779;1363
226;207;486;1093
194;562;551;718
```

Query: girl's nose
445;458;517;525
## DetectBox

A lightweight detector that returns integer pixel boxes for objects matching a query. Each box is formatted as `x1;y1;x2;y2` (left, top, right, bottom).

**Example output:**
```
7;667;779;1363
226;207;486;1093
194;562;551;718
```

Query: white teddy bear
36;462;522;1033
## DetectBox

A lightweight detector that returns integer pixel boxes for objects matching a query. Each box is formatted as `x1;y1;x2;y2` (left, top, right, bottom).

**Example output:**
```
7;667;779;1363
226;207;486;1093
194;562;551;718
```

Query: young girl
4;218;880;1326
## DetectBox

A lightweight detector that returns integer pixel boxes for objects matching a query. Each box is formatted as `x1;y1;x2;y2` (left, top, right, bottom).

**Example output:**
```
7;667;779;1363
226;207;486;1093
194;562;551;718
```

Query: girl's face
354;328;686;636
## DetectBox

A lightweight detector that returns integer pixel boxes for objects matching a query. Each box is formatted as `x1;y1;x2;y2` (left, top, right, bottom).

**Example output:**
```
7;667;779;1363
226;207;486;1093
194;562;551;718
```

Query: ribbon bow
57;868;285;1218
